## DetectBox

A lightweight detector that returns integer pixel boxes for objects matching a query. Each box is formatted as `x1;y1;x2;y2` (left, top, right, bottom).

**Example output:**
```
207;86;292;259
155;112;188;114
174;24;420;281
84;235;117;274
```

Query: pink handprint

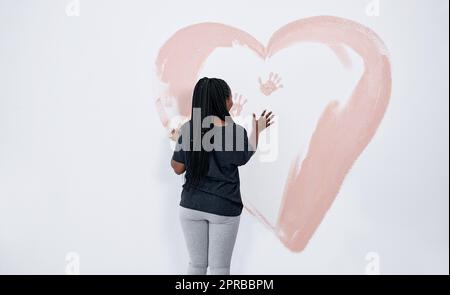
258;72;284;96
229;92;247;117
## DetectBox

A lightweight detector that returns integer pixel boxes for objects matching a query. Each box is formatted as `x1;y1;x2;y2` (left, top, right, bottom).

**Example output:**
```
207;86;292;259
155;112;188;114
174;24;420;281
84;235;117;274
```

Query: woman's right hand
252;109;275;134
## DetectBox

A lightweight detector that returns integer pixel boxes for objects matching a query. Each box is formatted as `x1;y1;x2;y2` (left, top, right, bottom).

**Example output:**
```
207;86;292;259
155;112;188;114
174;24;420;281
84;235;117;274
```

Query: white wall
0;0;448;274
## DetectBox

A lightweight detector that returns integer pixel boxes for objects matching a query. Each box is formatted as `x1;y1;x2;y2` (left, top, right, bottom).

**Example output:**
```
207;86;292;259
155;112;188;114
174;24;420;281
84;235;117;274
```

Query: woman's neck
212;116;227;127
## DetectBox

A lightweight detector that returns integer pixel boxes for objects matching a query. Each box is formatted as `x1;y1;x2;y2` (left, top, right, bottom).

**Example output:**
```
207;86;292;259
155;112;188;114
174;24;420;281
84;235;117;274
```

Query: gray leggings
178;206;240;275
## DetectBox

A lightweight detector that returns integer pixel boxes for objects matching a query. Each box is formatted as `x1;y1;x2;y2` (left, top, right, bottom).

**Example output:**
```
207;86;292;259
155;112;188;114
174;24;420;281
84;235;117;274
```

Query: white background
0;0;448;274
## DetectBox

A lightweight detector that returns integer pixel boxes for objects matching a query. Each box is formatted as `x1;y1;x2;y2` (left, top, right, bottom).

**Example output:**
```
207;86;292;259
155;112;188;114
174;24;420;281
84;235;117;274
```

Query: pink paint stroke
155;16;392;252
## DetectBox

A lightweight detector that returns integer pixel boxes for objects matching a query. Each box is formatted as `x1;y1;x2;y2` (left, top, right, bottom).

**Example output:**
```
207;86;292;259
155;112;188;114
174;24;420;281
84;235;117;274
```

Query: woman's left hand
252;109;275;134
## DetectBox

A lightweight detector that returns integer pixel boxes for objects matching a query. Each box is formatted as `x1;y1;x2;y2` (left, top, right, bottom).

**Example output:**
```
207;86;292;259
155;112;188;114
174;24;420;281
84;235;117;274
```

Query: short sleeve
172;132;186;164
236;127;255;166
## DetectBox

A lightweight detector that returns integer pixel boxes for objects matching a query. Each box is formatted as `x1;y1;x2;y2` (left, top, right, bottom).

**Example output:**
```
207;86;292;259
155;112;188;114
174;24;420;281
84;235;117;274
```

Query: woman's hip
178;205;240;224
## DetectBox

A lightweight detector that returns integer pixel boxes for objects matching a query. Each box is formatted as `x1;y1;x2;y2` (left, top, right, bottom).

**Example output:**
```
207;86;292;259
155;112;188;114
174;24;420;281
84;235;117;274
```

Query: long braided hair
187;77;232;186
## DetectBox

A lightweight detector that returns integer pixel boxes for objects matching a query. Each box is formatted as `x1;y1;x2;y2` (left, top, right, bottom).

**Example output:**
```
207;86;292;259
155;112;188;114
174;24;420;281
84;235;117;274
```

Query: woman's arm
249;109;275;150
171;159;185;175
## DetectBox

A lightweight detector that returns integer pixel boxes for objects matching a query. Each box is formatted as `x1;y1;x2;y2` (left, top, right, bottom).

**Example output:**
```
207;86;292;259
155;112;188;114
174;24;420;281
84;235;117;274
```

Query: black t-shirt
172;121;255;216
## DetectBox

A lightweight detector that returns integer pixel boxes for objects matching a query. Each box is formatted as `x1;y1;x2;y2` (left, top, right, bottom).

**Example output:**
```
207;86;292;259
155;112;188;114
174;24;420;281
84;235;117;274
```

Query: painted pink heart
155;16;392;252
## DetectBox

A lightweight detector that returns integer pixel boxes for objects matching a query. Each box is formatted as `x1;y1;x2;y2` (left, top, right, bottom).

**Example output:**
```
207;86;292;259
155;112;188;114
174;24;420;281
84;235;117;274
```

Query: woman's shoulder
178;120;191;136
180;120;191;129
232;122;249;135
